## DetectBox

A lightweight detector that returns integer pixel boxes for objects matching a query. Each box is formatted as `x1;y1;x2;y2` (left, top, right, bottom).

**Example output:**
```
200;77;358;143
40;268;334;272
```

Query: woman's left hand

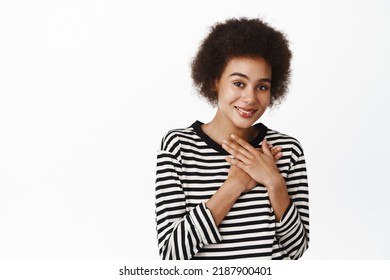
222;134;284;190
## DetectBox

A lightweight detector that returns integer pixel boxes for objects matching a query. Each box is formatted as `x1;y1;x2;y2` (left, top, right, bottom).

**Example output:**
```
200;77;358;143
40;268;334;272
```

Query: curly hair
191;17;292;107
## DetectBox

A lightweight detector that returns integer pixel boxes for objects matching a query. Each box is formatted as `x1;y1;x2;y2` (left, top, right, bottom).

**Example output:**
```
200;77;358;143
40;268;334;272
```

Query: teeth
237;107;255;114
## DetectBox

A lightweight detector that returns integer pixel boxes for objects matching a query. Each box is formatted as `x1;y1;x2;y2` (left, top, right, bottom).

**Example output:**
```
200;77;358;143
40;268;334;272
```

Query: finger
223;139;253;161
271;146;283;160
222;141;245;161
255;144;274;153
271;147;279;157
271;146;282;155
225;155;247;170
261;138;273;157
230;134;259;154
273;151;283;161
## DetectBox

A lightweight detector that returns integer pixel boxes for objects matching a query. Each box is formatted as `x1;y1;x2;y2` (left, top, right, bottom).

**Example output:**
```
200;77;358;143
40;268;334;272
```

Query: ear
211;79;220;107
213;79;219;93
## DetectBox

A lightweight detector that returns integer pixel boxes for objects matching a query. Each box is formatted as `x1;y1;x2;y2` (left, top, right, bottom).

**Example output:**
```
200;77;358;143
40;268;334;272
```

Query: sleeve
155;143;222;260
275;144;310;259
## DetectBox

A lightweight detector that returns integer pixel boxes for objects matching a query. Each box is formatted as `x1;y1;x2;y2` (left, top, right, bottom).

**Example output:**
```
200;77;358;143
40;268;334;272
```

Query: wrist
224;177;245;197
265;174;286;191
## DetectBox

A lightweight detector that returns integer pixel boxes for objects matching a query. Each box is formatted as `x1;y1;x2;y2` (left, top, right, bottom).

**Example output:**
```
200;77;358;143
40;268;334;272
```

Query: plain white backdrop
1;0;389;260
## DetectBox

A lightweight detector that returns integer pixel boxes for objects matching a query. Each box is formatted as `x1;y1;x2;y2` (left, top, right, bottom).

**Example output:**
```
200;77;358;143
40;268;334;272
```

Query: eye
257;84;270;91
233;81;245;88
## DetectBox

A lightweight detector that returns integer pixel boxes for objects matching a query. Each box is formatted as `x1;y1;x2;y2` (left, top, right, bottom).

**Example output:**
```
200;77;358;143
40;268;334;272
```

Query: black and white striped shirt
155;120;309;260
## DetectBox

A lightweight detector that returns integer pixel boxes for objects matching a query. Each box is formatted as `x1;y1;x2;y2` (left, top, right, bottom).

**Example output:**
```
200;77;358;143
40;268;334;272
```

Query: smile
234;106;257;118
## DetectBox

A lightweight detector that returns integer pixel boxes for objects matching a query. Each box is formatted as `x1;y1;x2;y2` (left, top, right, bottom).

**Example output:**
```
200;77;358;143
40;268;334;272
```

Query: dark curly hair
191;17;292;107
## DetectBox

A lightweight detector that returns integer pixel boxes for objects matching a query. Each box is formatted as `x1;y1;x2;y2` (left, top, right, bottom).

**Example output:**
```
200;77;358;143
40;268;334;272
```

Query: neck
202;115;257;145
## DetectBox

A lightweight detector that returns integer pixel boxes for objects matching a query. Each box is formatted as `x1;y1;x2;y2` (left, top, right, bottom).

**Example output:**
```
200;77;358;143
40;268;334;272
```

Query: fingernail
231;134;237;139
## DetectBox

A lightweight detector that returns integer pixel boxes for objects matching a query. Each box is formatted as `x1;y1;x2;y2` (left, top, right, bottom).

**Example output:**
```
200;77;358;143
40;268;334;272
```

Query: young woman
155;17;309;260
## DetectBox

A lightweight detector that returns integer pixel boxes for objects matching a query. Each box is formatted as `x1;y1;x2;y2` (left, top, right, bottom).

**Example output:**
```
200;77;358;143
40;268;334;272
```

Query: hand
222;134;284;189
263;143;283;162
226;162;258;193
224;140;282;193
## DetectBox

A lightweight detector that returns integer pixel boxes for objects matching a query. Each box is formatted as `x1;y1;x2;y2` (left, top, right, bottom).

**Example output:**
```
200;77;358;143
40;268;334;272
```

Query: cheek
261;92;271;105
217;87;239;104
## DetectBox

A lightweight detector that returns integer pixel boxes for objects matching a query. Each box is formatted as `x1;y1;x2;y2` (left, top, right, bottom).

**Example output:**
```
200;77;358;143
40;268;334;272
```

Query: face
214;56;272;129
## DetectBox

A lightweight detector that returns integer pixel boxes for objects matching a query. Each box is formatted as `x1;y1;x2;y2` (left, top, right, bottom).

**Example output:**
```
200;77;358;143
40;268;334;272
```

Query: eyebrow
229;72;271;83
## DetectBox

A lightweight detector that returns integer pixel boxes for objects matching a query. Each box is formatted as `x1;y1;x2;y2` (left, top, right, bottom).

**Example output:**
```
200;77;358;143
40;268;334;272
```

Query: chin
233;118;257;129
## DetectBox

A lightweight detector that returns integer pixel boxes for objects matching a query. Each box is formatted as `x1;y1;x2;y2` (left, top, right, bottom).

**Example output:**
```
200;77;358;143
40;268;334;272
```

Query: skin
204;56;290;226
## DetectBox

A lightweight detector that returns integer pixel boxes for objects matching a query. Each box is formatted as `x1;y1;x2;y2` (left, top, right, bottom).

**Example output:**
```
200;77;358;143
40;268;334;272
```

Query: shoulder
159;124;198;154
265;127;305;158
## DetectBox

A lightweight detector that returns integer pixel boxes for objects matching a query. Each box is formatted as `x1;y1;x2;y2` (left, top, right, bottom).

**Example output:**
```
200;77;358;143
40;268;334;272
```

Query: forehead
222;56;272;78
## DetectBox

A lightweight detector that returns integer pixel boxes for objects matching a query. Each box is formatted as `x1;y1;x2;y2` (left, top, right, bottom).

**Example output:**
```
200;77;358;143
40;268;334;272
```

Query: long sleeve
275;147;310;259
155;143;222;260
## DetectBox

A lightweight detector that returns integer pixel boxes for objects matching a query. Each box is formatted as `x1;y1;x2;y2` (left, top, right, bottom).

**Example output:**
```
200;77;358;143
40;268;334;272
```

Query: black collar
191;120;268;155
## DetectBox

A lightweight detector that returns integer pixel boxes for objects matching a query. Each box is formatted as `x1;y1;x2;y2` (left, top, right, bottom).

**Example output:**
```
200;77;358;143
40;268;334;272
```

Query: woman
155;17;309;260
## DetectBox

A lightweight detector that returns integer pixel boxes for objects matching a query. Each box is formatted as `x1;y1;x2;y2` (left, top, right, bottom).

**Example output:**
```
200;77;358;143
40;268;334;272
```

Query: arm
223;135;290;220
205;165;255;226
156;134;284;258
206;143;284;226
155;150;221;260
274;150;309;259
222;134;309;259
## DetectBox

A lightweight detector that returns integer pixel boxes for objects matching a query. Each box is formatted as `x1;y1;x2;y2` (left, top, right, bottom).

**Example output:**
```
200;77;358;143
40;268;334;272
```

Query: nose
241;87;256;104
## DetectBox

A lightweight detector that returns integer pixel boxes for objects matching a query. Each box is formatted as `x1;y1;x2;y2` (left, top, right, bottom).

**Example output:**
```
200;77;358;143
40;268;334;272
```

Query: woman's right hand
226;163;257;193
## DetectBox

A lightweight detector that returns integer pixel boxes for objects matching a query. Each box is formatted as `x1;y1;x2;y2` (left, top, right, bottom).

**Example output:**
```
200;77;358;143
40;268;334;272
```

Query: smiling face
213;56;272;131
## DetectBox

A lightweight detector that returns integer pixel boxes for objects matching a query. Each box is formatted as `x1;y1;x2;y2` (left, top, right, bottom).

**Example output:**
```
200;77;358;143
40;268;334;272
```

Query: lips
234;106;257;118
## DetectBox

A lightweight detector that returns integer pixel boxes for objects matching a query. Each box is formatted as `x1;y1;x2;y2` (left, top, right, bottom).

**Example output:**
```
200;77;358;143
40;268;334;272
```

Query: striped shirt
155;120;309;260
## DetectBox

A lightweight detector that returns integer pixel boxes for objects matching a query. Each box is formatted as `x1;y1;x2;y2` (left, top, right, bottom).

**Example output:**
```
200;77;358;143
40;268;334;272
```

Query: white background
1;0;389;260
